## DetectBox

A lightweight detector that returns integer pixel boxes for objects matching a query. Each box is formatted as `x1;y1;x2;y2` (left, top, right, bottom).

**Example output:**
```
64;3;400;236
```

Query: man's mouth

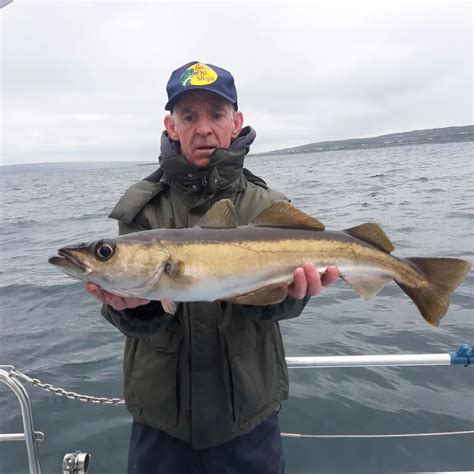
195;146;216;151
194;146;217;158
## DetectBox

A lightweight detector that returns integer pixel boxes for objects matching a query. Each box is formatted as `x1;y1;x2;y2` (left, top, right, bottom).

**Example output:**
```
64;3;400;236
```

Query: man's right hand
86;283;150;311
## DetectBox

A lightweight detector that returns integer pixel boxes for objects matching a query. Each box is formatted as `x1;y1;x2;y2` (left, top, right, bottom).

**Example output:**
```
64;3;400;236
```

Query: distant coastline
253;125;474;156
0;160;155;174
2;125;472;169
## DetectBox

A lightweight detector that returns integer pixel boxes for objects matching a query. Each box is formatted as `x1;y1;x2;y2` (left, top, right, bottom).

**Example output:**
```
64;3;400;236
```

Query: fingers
304;263;321;295
86;282;105;302
105;293;130;311
288;264;339;300
288;267;308;299
124;297;151;309
288;264;322;299
85;283;150;311
321;265;339;287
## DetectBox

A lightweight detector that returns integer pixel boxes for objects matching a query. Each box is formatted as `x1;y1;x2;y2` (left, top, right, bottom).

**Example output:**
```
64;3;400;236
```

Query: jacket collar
159;125;256;160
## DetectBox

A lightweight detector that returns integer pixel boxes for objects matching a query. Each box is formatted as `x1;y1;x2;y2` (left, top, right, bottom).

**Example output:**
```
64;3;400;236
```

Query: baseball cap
165;61;238;111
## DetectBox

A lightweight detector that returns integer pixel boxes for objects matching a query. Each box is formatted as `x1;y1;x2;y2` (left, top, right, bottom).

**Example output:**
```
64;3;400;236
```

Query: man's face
164;90;243;168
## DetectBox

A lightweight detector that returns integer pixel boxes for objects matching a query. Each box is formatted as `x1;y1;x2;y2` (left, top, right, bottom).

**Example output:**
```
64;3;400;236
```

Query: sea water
1;142;473;473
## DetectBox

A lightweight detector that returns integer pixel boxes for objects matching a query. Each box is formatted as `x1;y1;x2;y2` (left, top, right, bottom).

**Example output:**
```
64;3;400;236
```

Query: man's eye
184;115;193;122
212;113;223;120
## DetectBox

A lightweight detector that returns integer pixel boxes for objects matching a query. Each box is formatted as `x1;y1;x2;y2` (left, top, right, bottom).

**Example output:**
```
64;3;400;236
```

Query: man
87;61;338;474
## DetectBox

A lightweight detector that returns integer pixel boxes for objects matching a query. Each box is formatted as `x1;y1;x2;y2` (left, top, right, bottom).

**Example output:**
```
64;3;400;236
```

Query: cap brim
165;88;237;111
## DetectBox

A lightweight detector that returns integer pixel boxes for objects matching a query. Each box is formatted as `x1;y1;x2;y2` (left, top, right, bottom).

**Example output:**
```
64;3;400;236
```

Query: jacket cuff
237;295;310;322
101;301;173;337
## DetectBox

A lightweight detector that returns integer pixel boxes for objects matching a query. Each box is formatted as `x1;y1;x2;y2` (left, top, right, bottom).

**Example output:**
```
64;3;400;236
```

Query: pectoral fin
165;260;193;285
223;283;289;305
341;274;392;300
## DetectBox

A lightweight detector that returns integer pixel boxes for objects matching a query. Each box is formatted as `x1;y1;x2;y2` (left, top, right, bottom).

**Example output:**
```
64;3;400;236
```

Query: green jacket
101;128;309;448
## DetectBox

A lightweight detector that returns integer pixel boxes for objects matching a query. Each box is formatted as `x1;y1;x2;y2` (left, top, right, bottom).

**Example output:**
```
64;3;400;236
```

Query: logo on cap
179;63;218;87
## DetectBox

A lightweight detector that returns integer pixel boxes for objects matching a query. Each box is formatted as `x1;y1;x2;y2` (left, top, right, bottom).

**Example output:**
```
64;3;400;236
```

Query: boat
1;344;472;473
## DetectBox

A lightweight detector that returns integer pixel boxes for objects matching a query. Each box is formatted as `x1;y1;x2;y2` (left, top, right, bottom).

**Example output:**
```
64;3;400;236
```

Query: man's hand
86;282;150;311
287;263;338;300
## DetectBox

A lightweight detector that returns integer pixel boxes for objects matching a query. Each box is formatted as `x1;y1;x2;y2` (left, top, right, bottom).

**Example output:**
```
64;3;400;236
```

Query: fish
48;199;471;326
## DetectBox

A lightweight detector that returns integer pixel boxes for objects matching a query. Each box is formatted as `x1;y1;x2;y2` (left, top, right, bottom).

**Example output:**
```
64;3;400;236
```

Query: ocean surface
1;142;473;474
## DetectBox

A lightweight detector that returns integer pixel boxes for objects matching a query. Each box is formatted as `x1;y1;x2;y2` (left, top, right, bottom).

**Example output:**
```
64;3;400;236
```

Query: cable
281;430;474;438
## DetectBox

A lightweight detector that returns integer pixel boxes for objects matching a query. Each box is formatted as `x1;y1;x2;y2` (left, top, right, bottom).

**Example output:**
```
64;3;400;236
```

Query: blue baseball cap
165;61;238;111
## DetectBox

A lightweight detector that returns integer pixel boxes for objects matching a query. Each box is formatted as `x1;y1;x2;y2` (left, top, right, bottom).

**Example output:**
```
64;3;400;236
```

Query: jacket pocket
125;324;183;428
225;321;280;421
144;324;182;352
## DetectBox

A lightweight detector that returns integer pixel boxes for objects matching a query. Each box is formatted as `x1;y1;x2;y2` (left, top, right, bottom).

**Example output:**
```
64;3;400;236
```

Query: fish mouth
48;248;89;273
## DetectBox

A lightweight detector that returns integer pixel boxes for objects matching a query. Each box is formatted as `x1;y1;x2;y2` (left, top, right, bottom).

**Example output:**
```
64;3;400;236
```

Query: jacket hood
157;127;257;208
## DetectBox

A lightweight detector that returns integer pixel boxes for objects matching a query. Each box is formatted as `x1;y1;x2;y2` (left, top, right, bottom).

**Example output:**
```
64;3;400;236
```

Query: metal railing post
0;366;43;474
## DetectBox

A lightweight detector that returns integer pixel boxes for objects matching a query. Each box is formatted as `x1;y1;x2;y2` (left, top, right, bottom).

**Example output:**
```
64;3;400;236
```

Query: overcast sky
1;0;473;165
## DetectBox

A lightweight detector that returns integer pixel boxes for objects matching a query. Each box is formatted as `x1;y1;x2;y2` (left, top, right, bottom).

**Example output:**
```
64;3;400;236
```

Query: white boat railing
286;343;473;368
1;344;472;474
0;366;43;474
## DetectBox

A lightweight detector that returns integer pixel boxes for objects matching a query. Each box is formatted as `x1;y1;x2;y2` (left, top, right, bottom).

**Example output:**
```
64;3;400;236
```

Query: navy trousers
127;412;285;474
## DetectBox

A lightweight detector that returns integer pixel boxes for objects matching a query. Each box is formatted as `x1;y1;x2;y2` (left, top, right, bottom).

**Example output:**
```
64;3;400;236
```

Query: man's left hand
288;263;338;300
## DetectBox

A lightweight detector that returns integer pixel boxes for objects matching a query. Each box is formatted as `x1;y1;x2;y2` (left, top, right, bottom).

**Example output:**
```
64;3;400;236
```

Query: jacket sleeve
100;219;173;337
101;301;174;337
232;295;310;322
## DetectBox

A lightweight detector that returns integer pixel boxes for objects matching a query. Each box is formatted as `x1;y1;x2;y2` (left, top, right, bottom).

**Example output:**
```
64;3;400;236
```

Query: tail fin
397;258;471;327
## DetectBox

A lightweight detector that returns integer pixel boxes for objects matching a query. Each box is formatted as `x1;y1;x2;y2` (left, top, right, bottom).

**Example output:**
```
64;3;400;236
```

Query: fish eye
93;240;115;261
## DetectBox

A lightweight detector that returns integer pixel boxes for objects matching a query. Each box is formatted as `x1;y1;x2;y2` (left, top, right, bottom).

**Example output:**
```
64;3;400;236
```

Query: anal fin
341;274;392;300
223;283;289;306
161;299;178;315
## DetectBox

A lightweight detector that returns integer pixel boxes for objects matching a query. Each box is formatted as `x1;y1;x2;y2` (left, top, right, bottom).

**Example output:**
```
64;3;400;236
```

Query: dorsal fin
251;201;325;231
344;223;395;253
196;199;237;228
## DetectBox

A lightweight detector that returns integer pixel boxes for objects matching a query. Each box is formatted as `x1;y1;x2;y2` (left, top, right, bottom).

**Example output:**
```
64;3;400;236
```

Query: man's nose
195;118;213;136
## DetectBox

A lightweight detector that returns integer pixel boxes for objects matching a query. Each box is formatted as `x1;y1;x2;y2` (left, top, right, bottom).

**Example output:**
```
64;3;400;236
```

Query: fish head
48;238;170;297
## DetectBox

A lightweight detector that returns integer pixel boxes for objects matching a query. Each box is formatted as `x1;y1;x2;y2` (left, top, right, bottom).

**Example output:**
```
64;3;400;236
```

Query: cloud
2;1;472;164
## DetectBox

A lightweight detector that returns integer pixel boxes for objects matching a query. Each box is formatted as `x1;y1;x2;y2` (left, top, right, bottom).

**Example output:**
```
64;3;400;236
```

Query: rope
7;368;474;439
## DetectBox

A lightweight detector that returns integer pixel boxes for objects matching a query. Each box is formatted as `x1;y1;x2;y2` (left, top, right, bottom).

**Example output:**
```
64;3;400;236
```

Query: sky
1;0;473;165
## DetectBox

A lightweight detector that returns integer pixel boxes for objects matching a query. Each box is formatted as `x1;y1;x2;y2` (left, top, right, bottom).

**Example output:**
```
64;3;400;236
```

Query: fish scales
49;199;471;326
159;230;426;289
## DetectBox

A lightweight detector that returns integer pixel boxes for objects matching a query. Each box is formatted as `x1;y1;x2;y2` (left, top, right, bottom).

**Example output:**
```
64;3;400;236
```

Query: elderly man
87;61;338;474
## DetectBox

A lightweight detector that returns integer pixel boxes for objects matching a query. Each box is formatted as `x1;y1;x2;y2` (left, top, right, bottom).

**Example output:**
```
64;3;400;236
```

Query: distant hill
255;125;474;156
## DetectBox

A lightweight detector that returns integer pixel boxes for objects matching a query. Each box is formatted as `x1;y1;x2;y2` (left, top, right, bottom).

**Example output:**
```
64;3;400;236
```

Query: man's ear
231;111;244;139
164;115;179;141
